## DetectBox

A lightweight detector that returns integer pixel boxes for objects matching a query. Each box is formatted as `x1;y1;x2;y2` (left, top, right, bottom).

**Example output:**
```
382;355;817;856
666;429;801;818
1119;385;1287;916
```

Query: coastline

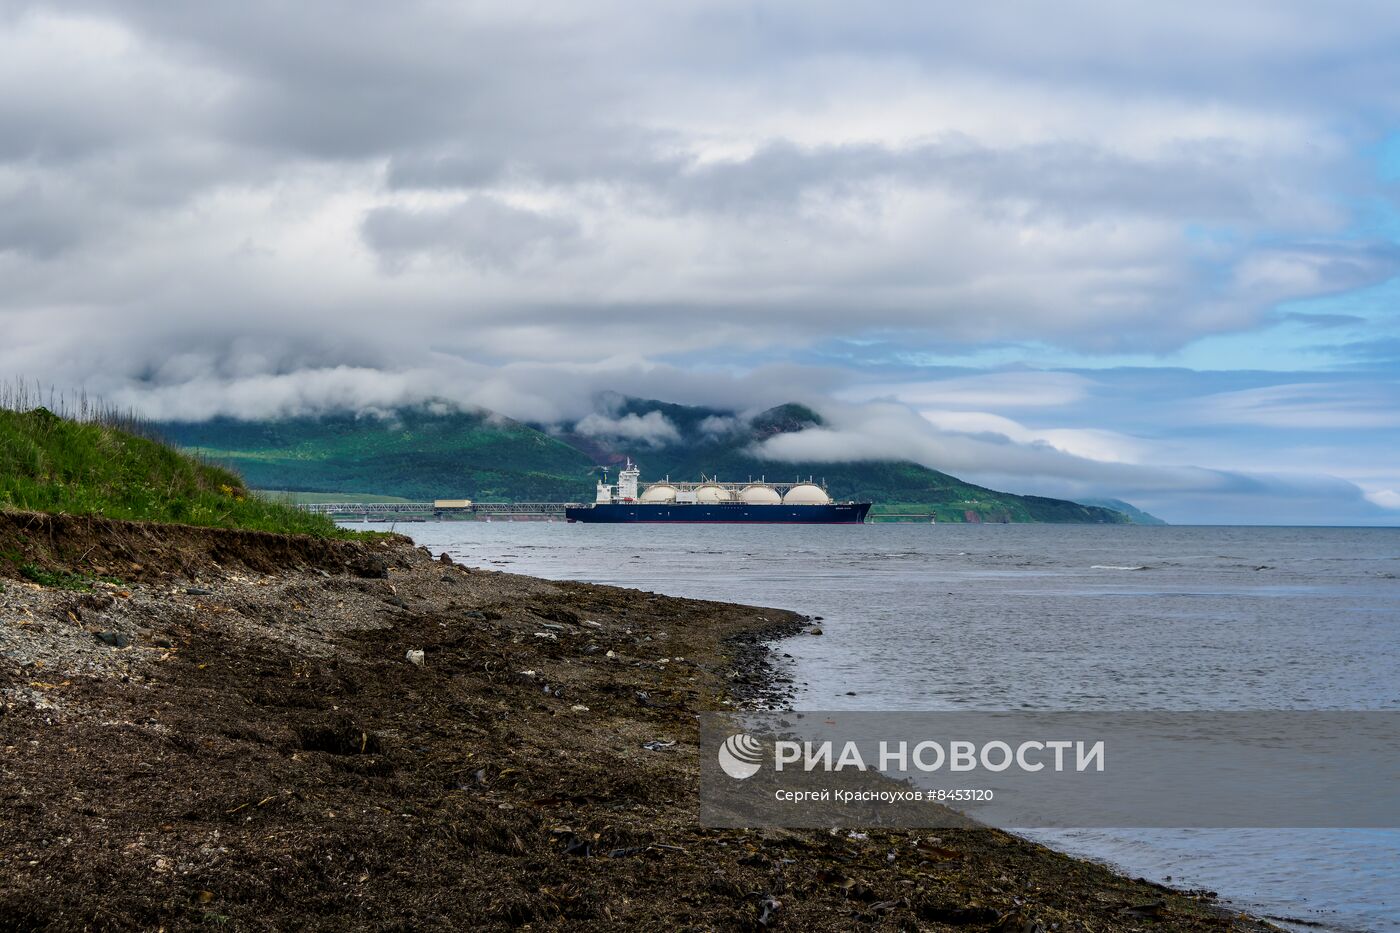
0;512;1278;930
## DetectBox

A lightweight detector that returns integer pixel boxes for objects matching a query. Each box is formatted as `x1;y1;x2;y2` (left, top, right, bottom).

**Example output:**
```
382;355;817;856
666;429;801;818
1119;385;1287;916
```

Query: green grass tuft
18;562;104;590
0;407;363;538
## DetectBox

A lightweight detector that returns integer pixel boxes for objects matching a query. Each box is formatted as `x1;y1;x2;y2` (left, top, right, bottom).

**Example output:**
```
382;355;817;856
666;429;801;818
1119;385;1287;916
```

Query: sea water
397;521;1400;932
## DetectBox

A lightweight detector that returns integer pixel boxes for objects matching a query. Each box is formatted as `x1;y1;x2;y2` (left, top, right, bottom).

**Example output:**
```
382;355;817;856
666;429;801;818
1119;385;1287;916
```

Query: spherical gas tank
740;484;782;504
782;483;831;505
639;484;678;503
694;483;733;502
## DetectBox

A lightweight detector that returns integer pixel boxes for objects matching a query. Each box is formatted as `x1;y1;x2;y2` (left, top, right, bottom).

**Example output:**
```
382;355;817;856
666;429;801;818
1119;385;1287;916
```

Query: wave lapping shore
0;512;1274;930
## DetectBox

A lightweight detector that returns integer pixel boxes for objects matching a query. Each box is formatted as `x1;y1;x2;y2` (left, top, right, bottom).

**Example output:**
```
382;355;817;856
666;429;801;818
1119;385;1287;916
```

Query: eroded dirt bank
0;512;1273;931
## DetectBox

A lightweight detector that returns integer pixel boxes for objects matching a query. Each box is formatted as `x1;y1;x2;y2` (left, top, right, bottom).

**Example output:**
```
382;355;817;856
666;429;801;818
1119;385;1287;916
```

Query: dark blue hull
565;502;870;523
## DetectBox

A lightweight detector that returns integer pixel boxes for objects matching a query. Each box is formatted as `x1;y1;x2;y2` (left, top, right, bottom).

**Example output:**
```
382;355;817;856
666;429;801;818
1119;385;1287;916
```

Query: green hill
155;398;1160;524
1077;498;1168;525
0;406;346;537
158;409;597;502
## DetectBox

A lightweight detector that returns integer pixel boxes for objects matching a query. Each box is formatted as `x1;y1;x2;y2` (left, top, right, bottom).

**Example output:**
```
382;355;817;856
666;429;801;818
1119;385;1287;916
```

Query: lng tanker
565;460;870;524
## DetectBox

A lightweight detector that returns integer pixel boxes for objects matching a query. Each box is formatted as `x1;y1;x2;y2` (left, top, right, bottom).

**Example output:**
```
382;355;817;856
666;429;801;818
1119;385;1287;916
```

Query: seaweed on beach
0;513;1276;931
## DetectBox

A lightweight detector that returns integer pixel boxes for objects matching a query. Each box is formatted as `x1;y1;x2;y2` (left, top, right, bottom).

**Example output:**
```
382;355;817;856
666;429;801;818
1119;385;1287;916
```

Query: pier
296;501;577;520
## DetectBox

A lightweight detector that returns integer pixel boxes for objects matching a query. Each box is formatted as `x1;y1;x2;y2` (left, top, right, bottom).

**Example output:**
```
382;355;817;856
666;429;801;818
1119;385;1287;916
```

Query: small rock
642;739;675;751
1118;900;1166;919
405;649;425;667
95;631;132;649
354;557;390;580
438;552;454;565
385;595;410;609
559;833;594;856
809;627;823;636
757;895;782;927
570;704;589;712
186;587;214;596
316;569;332;578
151;637;174;649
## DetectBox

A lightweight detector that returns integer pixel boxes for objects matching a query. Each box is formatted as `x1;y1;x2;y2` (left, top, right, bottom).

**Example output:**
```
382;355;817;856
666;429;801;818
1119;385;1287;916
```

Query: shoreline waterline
403;520;1399;933
0;510;1284;930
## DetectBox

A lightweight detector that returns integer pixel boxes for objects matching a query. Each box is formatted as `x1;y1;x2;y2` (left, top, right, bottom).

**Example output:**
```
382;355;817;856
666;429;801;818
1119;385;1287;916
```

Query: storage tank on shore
782;483;831;505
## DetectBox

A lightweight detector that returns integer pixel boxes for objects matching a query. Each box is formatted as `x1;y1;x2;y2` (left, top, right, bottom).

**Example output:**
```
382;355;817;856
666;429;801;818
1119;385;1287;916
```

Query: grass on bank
0;406;361;538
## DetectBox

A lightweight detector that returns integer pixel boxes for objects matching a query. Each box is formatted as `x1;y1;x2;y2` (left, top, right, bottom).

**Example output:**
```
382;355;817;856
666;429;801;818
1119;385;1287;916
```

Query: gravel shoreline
0;512;1279;931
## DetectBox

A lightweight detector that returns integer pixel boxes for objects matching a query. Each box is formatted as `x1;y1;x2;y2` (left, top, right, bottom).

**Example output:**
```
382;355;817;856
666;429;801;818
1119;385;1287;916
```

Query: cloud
1324;336;1400;362
361;196;580;271
751;399;1396;524
1195;381;1400;429
753;401;1197;491
1;0;1399;369
1277;311;1367;328
573;411;681;446
839;372;1097;409
73;354;841;425
1367;489;1400;509
0;182;85;258
1;2;1397;523
698;415;741;437
916;410;1150;464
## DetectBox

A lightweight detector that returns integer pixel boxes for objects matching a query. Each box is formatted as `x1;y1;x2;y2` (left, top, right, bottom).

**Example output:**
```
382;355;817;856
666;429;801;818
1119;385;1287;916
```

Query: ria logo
718;733;764;779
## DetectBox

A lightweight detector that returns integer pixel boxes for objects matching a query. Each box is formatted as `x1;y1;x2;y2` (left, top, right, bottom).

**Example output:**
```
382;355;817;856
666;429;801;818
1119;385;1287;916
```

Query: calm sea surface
391;521;1400;932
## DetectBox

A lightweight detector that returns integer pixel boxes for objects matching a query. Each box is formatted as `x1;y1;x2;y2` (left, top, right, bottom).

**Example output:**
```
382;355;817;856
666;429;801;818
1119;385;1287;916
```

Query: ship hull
565;502;870;524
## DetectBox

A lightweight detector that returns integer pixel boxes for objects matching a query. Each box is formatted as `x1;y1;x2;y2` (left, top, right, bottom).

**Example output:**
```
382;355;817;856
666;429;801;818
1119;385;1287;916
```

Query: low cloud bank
752;401;1395;525
6;354;1393;524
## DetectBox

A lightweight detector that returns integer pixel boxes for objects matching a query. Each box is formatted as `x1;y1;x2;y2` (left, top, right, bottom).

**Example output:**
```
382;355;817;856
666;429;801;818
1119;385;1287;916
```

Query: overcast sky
2;1;1399;523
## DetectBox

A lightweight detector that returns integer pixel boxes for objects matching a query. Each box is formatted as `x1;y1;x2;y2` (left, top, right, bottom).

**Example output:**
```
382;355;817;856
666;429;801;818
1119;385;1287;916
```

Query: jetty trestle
296;501;577;518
